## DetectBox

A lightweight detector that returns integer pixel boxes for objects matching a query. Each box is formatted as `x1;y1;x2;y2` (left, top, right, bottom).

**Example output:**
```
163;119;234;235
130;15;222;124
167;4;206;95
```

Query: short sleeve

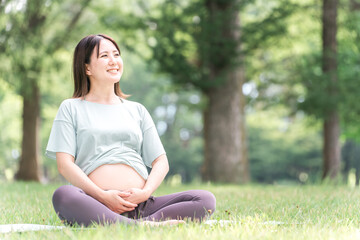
45;101;76;160
140;105;166;167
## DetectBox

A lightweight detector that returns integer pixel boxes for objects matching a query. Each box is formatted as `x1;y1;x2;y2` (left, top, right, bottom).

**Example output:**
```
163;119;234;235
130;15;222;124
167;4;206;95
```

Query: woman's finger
120;205;135;212
119;198;137;208
117;191;131;198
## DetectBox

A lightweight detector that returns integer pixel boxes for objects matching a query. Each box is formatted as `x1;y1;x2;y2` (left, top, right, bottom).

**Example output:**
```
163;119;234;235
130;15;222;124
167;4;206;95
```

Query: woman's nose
108;55;116;65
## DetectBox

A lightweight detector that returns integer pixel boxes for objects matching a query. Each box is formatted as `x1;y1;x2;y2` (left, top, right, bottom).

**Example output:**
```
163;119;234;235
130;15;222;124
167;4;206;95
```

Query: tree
1;0;91;181
137;0;249;183
199;0;249;182
284;0;360;182
321;0;340;179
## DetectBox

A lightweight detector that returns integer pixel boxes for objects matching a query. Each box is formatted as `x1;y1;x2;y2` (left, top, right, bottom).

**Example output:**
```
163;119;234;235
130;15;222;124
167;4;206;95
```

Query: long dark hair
72;34;128;99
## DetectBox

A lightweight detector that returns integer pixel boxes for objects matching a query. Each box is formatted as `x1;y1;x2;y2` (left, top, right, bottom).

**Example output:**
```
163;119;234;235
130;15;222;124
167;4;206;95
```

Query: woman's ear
85;64;91;76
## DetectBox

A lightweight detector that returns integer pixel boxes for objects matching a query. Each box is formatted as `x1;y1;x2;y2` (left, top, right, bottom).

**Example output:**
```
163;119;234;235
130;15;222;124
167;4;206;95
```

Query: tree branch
46;0;92;54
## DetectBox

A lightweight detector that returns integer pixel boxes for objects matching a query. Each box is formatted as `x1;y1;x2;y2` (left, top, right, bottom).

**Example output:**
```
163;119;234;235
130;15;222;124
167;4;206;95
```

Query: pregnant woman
45;34;216;227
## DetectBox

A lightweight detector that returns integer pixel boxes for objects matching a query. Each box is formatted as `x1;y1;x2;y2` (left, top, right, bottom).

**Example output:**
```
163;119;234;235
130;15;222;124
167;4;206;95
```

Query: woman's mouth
107;69;118;73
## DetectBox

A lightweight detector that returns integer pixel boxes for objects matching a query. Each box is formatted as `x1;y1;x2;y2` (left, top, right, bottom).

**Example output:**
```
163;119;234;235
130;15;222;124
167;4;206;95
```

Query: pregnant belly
88;163;146;191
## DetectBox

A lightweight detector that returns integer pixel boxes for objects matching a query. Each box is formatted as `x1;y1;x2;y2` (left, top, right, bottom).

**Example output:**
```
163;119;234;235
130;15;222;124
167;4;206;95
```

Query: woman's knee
187;190;216;215
52;185;82;208
199;190;216;213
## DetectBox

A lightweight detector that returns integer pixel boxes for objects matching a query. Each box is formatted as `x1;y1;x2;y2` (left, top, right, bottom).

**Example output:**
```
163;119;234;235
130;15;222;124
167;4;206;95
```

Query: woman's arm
124;154;169;204
143;154;169;195
56;152;137;213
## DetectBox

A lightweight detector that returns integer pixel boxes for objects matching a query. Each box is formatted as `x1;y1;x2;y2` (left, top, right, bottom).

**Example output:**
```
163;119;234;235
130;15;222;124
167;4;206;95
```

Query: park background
1;0;360;186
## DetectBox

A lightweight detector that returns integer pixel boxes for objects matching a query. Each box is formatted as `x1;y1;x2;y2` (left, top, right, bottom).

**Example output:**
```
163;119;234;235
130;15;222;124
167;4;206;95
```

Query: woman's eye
101;54;107;58
114;53;120;57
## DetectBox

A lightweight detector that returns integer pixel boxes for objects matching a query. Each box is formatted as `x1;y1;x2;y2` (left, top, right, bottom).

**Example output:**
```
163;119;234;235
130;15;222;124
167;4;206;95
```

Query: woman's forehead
99;39;118;51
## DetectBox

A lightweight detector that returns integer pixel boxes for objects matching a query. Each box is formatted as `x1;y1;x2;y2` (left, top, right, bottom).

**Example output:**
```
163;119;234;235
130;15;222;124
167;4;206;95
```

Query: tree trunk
342;140;353;183
15;81;41;181
322;113;340;179
354;143;360;186
202;69;249;183
351;0;360;187
322;0;340;180
201;0;249;183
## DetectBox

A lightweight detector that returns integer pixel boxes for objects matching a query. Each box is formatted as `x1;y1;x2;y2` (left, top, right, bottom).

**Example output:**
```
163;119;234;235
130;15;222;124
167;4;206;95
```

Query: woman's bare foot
140;220;186;226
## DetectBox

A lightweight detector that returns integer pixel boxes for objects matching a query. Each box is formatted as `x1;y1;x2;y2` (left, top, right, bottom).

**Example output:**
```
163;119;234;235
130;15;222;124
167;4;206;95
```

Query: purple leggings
52;185;216;226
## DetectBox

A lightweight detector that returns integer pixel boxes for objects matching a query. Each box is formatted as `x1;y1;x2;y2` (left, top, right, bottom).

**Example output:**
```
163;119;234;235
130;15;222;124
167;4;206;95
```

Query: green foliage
0;82;22;181
133;0;296;92
2;0;51;96
129;0;239;90
242;0;360;182
0;0;94;96
247;108;323;183
242;0;300;55
295;53;340;119
242;0;321;112
292;1;360;142
337;3;360;141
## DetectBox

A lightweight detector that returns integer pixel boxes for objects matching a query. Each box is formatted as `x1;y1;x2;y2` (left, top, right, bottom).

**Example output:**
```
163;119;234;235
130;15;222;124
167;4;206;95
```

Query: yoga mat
0;220;284;233
0;224;65;234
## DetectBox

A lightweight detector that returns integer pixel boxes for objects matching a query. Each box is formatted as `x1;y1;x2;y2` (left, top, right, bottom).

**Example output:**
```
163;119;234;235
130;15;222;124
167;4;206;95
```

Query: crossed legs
52;185;216;226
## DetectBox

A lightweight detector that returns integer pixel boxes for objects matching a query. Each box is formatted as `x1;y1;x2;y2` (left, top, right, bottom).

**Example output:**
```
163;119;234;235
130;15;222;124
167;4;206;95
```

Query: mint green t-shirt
45;98;165;180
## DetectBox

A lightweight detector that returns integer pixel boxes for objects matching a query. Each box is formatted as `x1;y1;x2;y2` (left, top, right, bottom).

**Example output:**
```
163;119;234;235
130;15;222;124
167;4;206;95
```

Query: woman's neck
85;88;121;105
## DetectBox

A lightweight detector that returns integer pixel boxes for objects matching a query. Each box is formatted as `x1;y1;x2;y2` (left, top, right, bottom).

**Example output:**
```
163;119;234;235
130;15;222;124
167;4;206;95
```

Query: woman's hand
123;188;151;204
100;190;138;214
122;155;170;205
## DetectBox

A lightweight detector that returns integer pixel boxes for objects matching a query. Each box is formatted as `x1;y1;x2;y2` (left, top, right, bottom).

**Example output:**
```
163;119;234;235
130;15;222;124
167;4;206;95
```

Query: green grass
1;182;360;239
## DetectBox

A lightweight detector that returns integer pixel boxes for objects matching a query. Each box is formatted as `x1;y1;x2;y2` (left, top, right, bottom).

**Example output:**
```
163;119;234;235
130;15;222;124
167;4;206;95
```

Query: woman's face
85;39;123;85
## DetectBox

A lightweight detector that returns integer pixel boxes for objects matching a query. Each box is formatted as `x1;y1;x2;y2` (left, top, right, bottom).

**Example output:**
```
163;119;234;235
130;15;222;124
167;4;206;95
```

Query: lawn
1;182;360;239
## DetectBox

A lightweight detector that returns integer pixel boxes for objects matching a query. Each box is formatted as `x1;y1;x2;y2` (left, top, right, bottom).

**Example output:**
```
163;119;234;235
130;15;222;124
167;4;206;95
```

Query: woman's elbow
162;155;170;173
56;161;66;175
153;154;169;172
163;161;169;174
56;152;74;175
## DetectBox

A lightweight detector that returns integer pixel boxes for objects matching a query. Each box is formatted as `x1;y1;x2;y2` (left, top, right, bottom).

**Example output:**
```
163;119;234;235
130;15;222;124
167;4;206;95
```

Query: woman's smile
107;68;120;75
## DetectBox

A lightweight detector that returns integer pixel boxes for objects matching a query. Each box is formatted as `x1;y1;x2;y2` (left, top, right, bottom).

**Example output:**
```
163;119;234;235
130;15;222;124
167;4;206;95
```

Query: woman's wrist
142;187;152;199
93;188;107;203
